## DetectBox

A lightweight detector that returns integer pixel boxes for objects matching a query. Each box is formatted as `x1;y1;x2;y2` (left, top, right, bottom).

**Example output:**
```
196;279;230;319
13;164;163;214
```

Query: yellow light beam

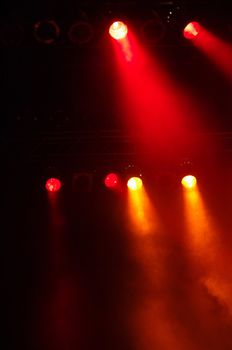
127;185;158;236
183;185;232;318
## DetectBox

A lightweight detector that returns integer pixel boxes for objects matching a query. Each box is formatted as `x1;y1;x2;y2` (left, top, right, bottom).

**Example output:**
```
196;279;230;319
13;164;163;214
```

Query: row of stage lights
45;174;197;193
109;20;201;41
0;16;204;47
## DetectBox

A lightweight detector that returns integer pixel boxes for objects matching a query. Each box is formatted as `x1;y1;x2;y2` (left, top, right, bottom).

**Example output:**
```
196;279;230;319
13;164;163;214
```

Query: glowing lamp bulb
127;177;143;191
104;173;119;188
183;22;201;39
45;178;62;192
109;21;128;40
181;175;197;189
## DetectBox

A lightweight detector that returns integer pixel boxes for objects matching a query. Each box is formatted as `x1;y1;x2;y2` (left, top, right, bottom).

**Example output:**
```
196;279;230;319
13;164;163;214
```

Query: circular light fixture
109;21;128;40
127;177;143;191
183;21;201;40
68;21;94;45
34;19;60;44
45;178;62;192
104;173;119;189
181;175;197;189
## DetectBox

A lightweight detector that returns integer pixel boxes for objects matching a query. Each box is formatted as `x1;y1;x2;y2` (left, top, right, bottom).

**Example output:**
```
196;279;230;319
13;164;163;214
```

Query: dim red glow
181;175;197;189
127;177;143;191
104;173;119;188
45;178;62;192
109;21;128;40
183;22;201;40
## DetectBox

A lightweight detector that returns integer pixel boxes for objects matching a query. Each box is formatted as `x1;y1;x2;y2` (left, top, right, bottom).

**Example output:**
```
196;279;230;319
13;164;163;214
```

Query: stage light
104;173;119;189
183;21;201;40
45;178;62;192
181;175;197;189
141;16;165;44
68;21;94;45
34;19;60;44
109;21;128;40
127;177;143;191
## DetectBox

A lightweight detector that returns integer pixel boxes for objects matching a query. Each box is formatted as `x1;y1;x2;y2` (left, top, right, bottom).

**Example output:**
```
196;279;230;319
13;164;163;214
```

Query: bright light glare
104;173;119;188
183;22;201;40
45;178;62;192
127;177;143;191
109;21;128;40
181;175;197;189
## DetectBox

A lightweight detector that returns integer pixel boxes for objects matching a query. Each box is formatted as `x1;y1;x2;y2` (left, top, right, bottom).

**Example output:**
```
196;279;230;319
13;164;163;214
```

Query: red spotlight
109;21;128;40
104;173;119;189
45;178;62;192
183;21;201;40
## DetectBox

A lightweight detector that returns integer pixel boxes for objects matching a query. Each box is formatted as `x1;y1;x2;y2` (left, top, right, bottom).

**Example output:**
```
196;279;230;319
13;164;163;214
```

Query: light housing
127;177;143;191
183;21;201;40
34;19;60;44
181;175;197;189
109;21;128;40
104;173;119;189
45;178;62;192
68;21;94;45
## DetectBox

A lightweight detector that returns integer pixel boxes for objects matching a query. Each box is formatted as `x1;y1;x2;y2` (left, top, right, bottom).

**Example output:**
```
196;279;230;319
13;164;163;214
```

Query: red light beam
194;27;232;80
111;30;207;160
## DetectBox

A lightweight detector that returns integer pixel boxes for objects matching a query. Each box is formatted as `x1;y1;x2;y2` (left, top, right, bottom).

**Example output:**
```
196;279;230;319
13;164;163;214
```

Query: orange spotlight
109;21;128;40
46;178;62;192
127;177;143;191
181;175;197;189
183;21;201;40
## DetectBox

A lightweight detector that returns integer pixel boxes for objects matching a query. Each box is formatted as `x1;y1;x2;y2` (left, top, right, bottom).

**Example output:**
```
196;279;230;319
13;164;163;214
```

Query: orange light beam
127;186;197;350
127;186;158;236
183;185;232;317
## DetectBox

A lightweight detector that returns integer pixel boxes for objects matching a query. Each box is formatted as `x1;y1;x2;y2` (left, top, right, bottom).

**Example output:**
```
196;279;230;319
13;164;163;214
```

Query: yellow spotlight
181;175;197;189
109;21;128;40
127;177;143;191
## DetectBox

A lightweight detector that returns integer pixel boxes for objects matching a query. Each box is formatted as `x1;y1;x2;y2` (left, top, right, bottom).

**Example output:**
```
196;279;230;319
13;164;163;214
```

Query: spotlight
68;21;94;45
181;175;197;189
183;21;201;40
45;178;62;192
34;19;60;44
104;173;119;189
127;177;143;191
109;21;128;40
